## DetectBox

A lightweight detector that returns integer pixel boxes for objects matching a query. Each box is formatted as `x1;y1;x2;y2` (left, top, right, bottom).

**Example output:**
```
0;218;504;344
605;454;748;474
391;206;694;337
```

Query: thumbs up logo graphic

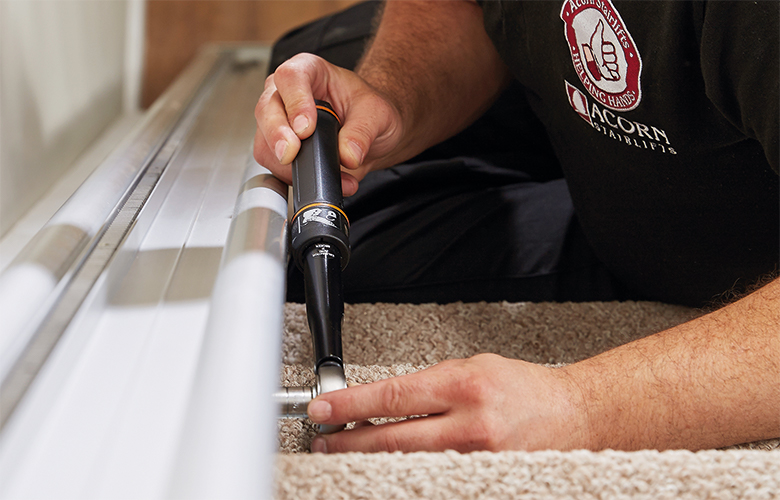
582;19;620;82
561;0;642;111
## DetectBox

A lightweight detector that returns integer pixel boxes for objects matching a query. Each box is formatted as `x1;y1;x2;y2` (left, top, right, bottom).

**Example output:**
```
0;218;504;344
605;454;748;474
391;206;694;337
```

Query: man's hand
254;1;510;196
253;54;404;196
307;354;589;453
309;278;780;453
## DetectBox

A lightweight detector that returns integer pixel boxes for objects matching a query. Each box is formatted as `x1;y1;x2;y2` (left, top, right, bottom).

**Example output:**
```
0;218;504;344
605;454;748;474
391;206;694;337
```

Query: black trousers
286;156;634;304
278;2;637;304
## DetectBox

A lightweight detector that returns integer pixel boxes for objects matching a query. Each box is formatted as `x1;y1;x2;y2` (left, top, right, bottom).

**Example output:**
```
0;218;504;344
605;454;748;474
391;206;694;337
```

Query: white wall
0;0;143;238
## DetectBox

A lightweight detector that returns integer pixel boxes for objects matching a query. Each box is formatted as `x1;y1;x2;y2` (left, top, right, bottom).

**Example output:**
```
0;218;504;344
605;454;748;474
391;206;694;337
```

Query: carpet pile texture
275;302;779;499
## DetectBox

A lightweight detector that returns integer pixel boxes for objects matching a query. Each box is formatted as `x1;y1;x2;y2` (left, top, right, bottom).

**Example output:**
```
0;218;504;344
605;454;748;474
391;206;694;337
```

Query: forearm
563;278;780;450
357;0;510;168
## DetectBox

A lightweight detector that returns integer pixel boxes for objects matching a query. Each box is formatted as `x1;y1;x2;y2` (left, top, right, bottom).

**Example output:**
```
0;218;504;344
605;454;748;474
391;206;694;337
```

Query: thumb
591;19;605;63
339;135;367;171
338;116;374;171
337;94;401;171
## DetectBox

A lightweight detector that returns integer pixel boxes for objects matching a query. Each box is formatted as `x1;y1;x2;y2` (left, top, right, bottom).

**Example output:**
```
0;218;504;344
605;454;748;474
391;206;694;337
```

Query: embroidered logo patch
560;0;642;111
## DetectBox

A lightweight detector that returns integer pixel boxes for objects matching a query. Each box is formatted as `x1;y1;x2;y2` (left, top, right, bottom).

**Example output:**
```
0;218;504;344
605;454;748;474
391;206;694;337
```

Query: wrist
552;364;598;450
355;65;428;169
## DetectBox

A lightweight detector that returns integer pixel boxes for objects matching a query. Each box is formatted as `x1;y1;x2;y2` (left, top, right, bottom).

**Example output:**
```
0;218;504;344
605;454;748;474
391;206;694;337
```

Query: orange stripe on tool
316;105;342;126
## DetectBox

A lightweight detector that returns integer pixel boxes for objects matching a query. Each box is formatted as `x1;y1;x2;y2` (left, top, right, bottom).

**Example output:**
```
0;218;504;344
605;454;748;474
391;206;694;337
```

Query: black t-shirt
478;0;779;306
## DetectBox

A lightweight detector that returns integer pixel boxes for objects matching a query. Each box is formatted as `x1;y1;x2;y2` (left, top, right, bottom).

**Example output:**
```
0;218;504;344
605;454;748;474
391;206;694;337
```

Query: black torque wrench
289;101;351;374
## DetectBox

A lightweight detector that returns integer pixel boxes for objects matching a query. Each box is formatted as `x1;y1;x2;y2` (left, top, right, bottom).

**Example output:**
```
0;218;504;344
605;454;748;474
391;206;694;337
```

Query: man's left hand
307;353;589;453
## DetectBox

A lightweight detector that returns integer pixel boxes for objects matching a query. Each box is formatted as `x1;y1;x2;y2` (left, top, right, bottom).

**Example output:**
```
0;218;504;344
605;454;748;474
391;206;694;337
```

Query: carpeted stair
276;302;779;499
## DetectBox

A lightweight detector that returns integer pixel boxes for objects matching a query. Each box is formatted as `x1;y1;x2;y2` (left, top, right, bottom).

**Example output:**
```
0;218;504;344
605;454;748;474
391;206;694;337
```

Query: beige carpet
276;302;779;498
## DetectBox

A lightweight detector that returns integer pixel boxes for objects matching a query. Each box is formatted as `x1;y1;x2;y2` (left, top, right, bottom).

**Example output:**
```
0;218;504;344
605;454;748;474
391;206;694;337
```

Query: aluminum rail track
0;46;227;425
0;45;282;499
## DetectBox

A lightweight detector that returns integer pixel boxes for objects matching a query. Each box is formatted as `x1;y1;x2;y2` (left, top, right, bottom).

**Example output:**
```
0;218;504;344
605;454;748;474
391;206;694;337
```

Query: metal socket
274;362;347;434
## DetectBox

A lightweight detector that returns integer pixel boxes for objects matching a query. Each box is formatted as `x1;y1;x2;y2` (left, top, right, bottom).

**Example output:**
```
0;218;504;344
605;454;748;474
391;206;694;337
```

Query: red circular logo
561;0;642;111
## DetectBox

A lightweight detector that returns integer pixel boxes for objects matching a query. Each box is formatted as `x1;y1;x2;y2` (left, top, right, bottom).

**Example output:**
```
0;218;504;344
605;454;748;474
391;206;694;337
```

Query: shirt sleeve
699;1;779;173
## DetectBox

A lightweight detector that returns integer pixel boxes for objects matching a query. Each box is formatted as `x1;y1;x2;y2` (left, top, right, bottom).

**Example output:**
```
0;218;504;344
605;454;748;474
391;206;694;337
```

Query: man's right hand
253;53;405;196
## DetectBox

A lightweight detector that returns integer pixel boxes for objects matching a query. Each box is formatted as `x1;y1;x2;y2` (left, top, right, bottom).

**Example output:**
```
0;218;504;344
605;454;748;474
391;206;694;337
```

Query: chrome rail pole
168;157;288;499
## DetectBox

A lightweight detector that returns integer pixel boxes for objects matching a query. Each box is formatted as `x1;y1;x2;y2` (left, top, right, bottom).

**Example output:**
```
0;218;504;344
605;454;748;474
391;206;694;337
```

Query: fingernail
292;115;309;136
308;399;332;422
274;139;287;162
311;436;328;454
347;141;364;165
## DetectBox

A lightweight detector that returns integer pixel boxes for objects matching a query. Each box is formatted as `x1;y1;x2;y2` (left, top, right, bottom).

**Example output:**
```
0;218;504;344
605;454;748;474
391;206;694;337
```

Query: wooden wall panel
142;0;358;108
